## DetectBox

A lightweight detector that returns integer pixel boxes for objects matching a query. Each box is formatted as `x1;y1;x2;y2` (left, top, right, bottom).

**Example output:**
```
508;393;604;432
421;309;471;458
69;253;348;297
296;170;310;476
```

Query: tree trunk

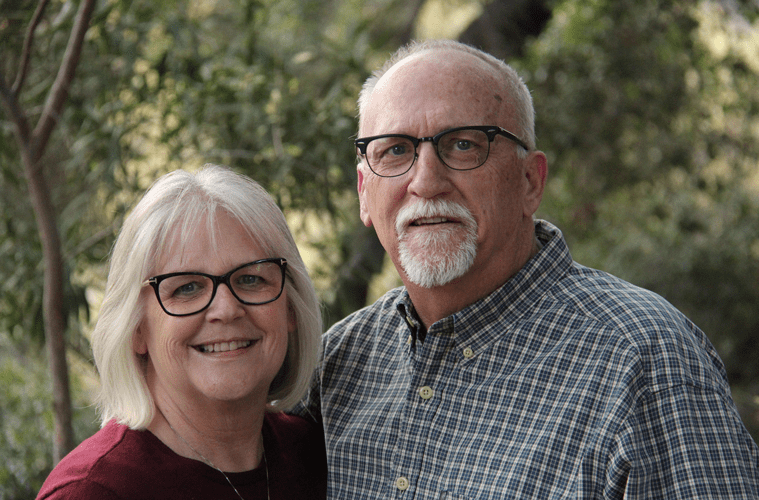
22;151;75;463
0;0;97;464
459;0;552;60
323;223;386;329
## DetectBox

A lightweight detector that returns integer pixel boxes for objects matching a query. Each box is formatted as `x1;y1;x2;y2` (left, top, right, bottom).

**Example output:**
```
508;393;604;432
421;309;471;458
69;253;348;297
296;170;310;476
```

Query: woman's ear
287;303;297;335
133;324;148;355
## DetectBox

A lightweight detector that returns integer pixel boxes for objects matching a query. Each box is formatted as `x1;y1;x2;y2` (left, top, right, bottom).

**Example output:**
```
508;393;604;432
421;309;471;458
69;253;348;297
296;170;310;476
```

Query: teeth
196;340;253;353
412;217;450;226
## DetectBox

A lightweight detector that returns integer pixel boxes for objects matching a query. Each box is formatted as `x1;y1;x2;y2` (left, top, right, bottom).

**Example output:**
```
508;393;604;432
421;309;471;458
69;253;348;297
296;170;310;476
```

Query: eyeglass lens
365;128;491;176
156;261;284;316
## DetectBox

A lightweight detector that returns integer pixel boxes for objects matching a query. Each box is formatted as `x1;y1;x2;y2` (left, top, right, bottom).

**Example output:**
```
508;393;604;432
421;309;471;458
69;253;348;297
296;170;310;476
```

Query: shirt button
396;476;410;491
419;386;434;400
407;335;413;345
463;347;474;359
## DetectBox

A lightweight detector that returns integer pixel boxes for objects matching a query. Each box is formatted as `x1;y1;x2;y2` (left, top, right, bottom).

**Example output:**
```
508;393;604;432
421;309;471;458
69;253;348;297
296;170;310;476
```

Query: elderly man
299;40;759;499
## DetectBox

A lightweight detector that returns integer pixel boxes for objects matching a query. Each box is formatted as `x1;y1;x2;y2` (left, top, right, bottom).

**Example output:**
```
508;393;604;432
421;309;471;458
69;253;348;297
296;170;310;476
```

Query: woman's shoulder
36;421;131;499
36;420;181;500
264;412;327;499
265;412;319;437
264;411;326;455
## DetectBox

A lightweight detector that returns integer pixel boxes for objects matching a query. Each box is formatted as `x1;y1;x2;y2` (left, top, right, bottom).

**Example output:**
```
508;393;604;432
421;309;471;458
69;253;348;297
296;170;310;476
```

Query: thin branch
0;67;32;149
31;0;97;164
13;0;52;94
63;216;123;261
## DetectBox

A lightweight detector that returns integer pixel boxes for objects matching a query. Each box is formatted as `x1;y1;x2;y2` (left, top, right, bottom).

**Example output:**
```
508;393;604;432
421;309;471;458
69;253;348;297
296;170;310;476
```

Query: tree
0;0;97;463
0;1;421;485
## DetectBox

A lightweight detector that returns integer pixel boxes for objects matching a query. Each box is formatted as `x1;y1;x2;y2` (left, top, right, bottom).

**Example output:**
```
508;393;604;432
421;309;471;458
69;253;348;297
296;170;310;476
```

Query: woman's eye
173;281;203;297
236;274;264;289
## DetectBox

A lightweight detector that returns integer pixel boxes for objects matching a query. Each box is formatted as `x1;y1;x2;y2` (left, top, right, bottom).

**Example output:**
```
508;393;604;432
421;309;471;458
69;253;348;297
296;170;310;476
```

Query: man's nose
406;142;453;199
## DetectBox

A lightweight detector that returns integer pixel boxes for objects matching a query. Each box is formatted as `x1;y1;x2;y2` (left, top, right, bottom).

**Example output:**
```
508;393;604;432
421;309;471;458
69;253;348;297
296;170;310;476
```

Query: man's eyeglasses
354;125;529;178
143;258;287;317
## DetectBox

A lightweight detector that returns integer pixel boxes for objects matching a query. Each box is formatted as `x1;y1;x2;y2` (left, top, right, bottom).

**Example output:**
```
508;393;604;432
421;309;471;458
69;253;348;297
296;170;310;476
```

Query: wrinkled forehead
362;50;513;134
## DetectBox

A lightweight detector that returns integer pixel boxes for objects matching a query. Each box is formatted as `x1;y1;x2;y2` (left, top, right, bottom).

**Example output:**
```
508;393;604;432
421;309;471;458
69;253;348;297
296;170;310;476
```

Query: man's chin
399;244;476;289
401;226;468;254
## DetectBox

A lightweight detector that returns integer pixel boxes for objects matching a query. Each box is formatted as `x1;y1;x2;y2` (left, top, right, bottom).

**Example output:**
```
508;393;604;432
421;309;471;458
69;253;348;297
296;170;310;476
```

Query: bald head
357;40;536;150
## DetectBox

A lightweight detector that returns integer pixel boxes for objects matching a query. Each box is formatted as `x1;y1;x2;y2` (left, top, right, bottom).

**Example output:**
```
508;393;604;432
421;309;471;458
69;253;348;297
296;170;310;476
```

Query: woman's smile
192;339;256;354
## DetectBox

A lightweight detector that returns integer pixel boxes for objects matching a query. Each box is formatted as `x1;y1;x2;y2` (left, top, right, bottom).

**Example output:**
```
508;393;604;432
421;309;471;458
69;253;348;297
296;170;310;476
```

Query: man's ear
357;166;373;227
523;151;547;218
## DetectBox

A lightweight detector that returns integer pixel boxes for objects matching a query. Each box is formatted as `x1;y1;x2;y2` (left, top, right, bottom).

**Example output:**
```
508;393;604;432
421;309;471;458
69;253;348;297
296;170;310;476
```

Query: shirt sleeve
611;383;759;499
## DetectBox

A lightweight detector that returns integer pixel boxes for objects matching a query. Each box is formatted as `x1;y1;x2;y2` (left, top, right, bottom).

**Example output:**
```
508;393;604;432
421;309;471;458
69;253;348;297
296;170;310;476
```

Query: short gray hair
92;164;322;429
358;39;536;153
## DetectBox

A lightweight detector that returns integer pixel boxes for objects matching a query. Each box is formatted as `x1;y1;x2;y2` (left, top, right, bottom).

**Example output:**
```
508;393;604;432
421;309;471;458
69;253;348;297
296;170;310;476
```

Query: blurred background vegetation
1;0;758;496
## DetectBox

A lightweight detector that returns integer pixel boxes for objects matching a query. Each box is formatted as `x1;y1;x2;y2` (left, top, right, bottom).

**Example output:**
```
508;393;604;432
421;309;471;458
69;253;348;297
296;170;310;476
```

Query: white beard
396;199;478;288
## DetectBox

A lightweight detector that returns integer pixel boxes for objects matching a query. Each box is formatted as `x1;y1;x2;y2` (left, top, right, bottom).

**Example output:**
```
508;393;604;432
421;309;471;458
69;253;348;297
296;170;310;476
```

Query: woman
37;165;326;499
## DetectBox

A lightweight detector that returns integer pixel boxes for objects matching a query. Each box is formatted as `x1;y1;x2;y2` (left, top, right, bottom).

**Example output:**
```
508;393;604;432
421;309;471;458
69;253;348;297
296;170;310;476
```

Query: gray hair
358;39;536;153
92;164;322;429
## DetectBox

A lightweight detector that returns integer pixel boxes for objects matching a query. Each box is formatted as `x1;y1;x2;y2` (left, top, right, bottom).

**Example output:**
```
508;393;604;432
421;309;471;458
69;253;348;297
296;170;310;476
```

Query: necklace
167;421;270;500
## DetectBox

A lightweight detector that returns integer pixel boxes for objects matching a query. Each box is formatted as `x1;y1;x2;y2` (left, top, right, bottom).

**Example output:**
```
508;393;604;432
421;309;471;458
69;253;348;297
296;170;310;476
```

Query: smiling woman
36;165;326;500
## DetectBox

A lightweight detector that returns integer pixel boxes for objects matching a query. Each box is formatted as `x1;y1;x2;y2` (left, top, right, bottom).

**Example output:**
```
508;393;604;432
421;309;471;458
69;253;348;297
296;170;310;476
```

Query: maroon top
37;412;326;500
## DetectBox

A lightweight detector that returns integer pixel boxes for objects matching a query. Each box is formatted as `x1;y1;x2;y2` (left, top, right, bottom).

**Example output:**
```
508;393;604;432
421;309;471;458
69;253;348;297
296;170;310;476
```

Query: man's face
357;50;545;291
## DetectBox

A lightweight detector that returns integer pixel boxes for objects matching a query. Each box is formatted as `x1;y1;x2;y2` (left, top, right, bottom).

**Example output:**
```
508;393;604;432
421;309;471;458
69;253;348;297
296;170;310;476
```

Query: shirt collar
394;220;572;346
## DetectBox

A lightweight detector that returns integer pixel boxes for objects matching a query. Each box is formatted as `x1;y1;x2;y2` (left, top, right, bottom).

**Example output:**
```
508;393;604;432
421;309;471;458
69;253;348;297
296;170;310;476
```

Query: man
298;40;759;499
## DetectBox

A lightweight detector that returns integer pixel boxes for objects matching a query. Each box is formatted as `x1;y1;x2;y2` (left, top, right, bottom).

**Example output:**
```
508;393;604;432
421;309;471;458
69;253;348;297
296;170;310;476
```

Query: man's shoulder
320;286;408;364
548;263;729;391
554;262;686;331
325;286;406;337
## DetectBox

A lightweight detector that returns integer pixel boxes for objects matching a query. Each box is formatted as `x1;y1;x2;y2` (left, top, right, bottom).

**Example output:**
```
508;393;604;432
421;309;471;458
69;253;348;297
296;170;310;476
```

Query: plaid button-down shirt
298;221;759;499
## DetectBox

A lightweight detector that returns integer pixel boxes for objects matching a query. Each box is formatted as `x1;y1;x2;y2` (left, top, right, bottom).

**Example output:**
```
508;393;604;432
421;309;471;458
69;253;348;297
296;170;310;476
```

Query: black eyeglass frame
354;125;530;178
143;257;288;317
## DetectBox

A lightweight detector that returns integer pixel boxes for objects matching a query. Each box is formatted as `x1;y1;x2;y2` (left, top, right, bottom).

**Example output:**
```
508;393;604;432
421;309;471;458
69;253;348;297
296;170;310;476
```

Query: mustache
395;199;476;236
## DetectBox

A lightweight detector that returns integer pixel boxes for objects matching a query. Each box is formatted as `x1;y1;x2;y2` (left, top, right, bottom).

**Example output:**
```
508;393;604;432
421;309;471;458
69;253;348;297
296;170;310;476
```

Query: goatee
396;199;477;288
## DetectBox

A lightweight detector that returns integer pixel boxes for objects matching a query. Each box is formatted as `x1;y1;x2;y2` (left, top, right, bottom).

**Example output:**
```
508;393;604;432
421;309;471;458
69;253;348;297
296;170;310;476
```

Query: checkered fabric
297;220;759;499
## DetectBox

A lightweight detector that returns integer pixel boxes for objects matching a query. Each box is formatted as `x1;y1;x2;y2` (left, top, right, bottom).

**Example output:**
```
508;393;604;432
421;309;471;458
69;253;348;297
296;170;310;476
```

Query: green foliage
0;335;98;499
0;0;142;347
98;0;404;313
522;0;759;433
114;0;367;207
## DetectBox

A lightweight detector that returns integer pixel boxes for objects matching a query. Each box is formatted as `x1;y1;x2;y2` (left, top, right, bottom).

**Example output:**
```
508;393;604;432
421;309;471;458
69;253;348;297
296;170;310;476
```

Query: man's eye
454;140;474;151
389;144;409;156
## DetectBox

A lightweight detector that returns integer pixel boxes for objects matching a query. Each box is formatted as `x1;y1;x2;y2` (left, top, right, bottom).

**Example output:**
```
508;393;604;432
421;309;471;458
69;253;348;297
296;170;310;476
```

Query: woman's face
135;211;293;411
